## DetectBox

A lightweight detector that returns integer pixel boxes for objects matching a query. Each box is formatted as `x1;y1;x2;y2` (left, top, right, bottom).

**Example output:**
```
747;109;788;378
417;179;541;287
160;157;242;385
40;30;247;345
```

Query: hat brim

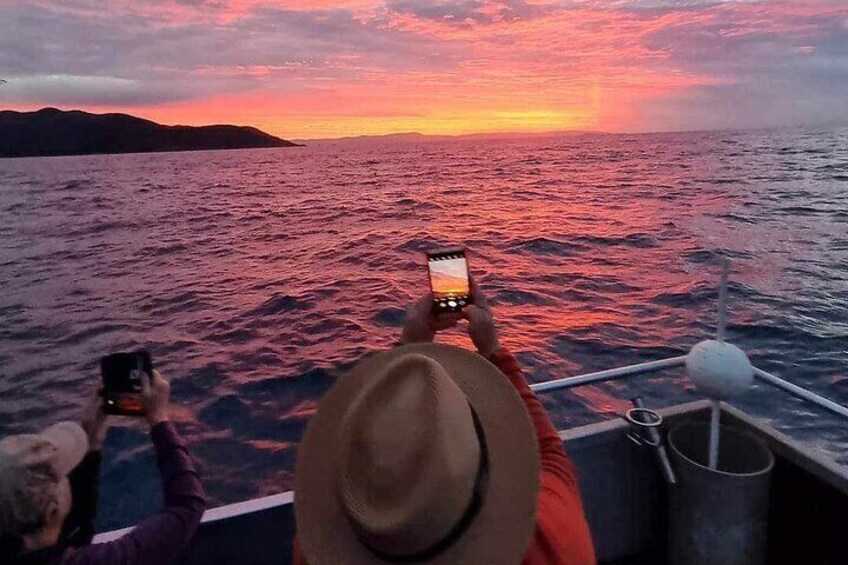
41;422;88;475
295;343;540;565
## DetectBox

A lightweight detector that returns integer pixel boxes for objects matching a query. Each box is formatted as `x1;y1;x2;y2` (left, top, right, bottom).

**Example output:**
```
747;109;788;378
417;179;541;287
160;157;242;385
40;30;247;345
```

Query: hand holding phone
80;386;109;451
101;350;152;416
427;247;472;315
141;370;171;426
463;277;500;357
400;294;462;344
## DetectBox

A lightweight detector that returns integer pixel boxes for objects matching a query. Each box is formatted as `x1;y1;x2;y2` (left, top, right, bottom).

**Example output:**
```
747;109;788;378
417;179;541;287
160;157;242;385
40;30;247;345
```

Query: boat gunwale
93;399;848;544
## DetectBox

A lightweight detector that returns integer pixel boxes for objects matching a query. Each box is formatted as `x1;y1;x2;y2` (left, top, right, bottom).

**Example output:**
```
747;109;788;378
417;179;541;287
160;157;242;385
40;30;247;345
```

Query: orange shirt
490;348;596;565
293;347;596;564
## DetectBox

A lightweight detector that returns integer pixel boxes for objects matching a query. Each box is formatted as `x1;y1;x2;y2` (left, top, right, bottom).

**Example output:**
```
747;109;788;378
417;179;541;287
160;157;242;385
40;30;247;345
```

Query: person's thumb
464;305;486;325
141;372;152;397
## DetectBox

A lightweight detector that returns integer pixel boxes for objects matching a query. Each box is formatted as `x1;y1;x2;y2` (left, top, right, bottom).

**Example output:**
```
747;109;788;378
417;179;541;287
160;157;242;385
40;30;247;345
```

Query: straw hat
295;343;540;564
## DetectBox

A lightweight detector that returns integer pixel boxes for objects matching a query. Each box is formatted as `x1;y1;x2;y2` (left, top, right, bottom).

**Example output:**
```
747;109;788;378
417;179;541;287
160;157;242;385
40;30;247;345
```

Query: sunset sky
2;1;848;139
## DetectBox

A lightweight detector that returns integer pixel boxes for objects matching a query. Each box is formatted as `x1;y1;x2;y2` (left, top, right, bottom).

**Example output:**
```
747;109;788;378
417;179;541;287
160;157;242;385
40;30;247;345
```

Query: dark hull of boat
95;400;848;564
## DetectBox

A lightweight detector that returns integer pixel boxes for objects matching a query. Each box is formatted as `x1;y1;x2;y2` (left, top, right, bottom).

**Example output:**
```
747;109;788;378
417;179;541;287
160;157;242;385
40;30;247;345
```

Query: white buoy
686;340;754;400
685;262;753;470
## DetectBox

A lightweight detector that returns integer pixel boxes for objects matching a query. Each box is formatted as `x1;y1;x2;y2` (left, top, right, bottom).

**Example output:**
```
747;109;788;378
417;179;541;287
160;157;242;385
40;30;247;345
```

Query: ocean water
1;129;847;530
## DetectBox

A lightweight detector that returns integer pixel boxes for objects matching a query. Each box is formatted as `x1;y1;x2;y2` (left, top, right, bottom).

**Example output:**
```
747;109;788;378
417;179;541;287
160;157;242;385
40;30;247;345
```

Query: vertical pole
716;261;729;343
710;261;729;470
709;399;721;470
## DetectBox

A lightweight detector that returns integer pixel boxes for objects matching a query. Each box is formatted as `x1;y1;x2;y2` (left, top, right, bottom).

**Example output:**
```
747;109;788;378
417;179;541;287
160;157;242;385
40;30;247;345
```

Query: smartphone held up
100;350;152;416
427;247;472;314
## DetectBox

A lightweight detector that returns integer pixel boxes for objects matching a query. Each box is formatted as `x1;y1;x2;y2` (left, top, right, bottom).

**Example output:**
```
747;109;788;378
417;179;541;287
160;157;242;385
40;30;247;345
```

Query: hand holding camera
403;247;501;357
141;370;171;426
100;349;170;426
463;277;501;357
80;386;109;452
400;295;462;344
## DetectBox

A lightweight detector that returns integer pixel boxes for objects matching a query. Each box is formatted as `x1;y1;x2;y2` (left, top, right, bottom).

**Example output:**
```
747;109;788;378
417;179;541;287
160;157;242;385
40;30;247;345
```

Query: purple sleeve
62;452;102;547
62;422;206;565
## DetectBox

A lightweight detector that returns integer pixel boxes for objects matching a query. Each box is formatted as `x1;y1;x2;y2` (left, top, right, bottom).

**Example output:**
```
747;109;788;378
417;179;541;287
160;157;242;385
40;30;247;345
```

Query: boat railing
94;354;847;545
530;264;848;422
529;355;848;421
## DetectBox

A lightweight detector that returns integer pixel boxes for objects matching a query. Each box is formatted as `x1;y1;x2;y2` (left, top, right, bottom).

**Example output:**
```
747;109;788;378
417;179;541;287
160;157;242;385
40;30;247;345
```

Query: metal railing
529;356;687;393
529;356;848;422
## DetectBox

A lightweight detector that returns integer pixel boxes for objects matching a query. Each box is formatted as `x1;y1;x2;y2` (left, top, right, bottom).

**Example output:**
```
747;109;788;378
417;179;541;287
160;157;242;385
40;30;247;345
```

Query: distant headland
0;108;303;158
295;129;604;145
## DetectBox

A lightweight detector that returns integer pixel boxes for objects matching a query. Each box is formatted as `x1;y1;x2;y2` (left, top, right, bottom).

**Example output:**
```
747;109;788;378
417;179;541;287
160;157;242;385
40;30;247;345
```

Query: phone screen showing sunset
429;256;470;298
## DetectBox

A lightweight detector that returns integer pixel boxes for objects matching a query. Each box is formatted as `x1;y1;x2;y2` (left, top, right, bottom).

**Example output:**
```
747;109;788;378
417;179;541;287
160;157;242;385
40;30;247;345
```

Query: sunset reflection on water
0;129;846;528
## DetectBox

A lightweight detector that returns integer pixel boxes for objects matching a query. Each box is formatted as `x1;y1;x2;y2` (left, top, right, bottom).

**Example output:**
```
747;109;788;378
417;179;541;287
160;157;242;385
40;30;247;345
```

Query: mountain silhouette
0;108;302;158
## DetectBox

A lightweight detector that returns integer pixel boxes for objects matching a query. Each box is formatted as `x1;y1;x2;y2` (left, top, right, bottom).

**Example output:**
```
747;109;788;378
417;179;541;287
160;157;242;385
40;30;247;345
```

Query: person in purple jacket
0;371;206;565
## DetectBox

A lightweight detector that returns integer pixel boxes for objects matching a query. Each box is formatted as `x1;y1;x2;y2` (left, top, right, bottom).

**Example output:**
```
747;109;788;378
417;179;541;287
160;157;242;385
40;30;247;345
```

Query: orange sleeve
488;348;597;565
292;538;306;565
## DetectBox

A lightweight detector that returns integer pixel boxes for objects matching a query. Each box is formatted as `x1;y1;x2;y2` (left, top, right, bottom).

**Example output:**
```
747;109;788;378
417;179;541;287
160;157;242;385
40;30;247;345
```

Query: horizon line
4;106;847;142
294;122;848;143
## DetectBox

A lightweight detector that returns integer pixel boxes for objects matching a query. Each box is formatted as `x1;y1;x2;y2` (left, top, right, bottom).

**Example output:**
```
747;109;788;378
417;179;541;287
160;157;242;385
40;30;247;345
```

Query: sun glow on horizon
258;108;599;139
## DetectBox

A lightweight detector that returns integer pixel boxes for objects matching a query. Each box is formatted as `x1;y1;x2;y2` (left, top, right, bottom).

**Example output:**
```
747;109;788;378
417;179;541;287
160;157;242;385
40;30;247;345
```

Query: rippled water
1;129;847;529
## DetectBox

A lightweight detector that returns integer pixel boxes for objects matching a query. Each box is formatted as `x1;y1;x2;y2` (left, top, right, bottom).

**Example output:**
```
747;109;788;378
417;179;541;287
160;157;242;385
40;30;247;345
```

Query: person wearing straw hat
293;280;596;564
0;371;206;565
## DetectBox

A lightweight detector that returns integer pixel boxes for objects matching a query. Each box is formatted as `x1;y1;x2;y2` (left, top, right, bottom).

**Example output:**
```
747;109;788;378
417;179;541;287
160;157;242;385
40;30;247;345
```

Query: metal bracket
624;397;677;485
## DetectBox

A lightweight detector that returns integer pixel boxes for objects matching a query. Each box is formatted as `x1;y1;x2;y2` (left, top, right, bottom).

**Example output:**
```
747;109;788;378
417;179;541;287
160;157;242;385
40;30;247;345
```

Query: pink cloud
2;0;847;137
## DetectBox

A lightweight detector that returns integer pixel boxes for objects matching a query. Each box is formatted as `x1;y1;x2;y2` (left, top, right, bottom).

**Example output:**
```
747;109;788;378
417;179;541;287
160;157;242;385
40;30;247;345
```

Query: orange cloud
3;0;847;138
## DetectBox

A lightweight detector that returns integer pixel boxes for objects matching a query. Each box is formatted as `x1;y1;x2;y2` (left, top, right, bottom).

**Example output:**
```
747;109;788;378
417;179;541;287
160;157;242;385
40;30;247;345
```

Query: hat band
365;405;490;563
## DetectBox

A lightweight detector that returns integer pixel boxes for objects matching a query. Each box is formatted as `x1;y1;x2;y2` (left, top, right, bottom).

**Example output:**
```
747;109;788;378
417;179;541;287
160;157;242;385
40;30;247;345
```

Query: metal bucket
667;422;774;565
